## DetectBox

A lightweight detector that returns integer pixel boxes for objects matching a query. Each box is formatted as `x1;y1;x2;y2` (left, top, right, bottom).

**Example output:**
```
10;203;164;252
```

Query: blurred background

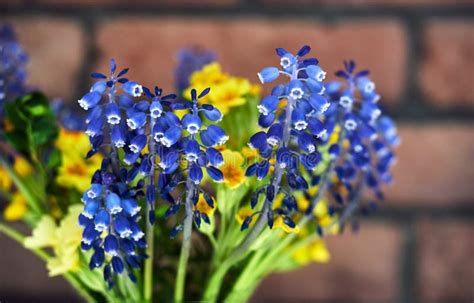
0;0;473;302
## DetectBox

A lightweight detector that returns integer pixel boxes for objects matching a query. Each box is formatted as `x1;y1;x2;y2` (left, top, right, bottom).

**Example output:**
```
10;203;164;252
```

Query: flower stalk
174;178;195;302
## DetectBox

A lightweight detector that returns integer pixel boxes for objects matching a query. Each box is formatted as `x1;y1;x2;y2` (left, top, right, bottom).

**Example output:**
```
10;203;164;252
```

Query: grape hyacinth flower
51;98;86;131
242;45;330;238
310;61;399;231
77;58;227;294
163;87;228;301
0;24;29;121
174;47;216;94
77;59;151;286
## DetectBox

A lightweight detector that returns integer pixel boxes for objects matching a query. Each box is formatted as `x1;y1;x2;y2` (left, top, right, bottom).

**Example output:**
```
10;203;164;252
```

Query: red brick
420;21;474;107
252;222;402;301
7;18;85;100
263;0;473;6
95;18;406;104
384;123;474;206
416;220;474;301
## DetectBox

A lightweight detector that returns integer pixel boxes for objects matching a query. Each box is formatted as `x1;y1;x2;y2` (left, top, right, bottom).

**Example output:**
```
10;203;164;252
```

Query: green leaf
4;92;60;164
45;148;62;170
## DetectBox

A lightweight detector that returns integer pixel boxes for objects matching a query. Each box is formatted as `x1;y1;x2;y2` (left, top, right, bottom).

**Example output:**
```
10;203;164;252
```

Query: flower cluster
77;59;228;284
317;61;399;225
0;24;28;117
0;34;401;302
161;87;228;234
78;60;150;285
243;45;331;230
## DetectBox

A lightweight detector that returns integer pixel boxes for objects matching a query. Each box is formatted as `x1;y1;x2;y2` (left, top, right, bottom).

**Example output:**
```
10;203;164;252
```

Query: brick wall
0;1;473;302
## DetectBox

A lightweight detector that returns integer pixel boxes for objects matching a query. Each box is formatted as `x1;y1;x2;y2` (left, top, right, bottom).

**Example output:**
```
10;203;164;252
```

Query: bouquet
0;24;399;302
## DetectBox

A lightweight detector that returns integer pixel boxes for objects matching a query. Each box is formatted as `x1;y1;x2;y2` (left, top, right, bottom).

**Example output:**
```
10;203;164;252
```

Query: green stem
174;179;194;303
0;222;31;248
202;258;233;302
225;249;266;302
229;179;366;296
143;216;154;302
62;273;96;303
143;158;156;302
204;69;298;302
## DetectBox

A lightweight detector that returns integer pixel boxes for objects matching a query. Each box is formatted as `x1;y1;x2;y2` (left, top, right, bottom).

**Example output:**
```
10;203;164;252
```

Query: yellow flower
190;62;228;87
194;193;217;216
308;186;319;197
24;215;57;248
328;125;341;146
0;166;12;191
250;84;262;96
185;62;259;114
14;156;32;177
271;192;286;209
174;109;188;120
24;205;83;276
295;196;339;234
209;78;251;114
3;192;28;221
273;216;300;234
292;239;330;265
236;207;255;227
220;150;246;189
0;156;32;191
56;129;102;193
315;199;340;234
241;146;258;162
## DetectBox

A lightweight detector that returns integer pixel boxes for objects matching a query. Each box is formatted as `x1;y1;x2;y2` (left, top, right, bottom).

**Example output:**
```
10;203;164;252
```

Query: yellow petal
24;216;58;248
309;240;331;263
13;156;32;177
47;253;80;276
0;167;12;191
220;150;246;189
194;194;217;216
236;207;254;226
3;193;28;221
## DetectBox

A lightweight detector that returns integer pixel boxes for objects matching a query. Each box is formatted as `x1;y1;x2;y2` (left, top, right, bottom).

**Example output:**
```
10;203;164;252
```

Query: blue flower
174;47;216;93
244;45;334;230
257;95;279;116
122;81;143;97
79;92;102;111
0;24;29;119
78;60;154;283
308;60;399;226
257;67;280;84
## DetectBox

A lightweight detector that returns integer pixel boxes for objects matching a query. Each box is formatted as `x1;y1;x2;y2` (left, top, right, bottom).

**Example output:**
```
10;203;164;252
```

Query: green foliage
219;94;260;149
4;92;60;168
